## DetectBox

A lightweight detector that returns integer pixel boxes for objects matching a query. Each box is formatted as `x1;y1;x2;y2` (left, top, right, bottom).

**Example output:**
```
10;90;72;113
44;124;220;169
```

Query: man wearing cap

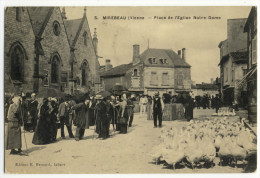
71;96;90;141
28;93;38;132
58;97;74;139
152;92;164;128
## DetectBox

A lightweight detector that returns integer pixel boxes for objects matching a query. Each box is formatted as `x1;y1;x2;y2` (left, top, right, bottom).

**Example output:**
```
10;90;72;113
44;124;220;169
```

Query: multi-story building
100;45;191;96
218;18;248;106
4;7;101;95
243;7;257;124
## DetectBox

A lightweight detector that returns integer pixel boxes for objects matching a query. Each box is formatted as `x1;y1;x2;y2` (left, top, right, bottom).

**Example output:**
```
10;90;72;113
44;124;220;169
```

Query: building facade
218;18;248;106
244;7;257;124
28;7;72;93
191;83;219;97
4;7;101;95
4;7;36;94
100;45;191;96
64;8;101;94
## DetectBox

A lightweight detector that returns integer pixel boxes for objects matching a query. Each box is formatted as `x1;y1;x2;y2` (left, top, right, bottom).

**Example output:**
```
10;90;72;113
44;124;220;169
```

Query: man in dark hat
95;95;109;139
71;96;90;141
215;94;221;113
88;93;96;126
152;92;164;128
28;93;38;132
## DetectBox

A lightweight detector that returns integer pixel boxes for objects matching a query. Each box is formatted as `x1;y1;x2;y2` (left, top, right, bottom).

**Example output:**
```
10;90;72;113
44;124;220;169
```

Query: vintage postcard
3;6;258;174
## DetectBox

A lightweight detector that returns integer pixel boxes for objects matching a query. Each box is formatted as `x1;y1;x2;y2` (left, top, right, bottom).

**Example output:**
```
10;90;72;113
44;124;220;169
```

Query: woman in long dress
48;100;58;142
6;96;23;154
32;98;52;145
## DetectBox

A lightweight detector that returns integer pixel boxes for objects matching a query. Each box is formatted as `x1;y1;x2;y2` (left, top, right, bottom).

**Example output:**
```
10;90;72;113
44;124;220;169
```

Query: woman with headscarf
6;96;23;155
32;98;52;145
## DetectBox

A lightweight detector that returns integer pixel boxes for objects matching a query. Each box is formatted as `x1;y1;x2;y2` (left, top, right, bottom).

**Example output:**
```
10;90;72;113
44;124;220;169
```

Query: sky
64;6;252;84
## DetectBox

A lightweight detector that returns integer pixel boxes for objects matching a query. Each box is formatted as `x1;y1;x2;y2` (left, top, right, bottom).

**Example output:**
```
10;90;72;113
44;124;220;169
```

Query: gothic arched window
82;62;87;86
51;55;60;83
10;44;25;81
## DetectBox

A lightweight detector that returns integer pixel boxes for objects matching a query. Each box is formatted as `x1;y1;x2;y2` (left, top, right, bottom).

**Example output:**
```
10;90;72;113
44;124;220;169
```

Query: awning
237;65;257;87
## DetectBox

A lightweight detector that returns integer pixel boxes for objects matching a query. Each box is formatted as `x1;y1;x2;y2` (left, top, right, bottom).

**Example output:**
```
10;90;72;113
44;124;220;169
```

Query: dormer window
160;58;168;64
133;69;138;76
148;57;157;64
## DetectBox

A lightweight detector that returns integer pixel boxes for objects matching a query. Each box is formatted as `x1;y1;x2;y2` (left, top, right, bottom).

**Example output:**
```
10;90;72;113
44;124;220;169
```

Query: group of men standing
5;91;137;155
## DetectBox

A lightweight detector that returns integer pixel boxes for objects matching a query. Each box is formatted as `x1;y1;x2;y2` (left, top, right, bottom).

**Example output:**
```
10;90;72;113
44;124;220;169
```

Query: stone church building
4;7;101;95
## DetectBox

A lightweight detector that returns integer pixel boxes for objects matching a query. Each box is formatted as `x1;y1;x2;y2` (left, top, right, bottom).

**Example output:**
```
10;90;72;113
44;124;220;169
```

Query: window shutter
252;39;257;65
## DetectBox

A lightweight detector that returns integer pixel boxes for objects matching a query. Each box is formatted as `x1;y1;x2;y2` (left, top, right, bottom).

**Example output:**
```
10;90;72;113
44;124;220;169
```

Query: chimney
133;44;140;64
178;50;182;57
182;48;186;61
105;59;112;71
93;28;98;55
210;78;214;84
61;7;67;19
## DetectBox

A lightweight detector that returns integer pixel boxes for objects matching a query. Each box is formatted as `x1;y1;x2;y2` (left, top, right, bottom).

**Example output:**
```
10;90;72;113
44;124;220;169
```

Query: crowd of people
5;89;223;156
194;94;222;111
5;91;136;155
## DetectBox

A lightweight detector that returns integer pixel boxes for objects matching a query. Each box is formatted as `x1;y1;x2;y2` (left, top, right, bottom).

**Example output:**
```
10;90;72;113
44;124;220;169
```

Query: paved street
5;109;245;174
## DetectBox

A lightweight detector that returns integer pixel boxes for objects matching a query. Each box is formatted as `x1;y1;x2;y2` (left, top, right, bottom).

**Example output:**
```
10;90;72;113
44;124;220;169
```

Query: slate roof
219;51;248;65
64;18;83;47
100;63;133;77
100;48;191;77
140;48;191;68
27;7;54;37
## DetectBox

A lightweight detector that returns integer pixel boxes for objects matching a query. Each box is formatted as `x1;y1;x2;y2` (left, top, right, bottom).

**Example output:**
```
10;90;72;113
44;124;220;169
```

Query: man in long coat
152;92;164;128
185;95;194;121
28;93;38;132
89;94;96;126
106;96;114;137
72;97;90;141
95;95;109;139
6;96;23;154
